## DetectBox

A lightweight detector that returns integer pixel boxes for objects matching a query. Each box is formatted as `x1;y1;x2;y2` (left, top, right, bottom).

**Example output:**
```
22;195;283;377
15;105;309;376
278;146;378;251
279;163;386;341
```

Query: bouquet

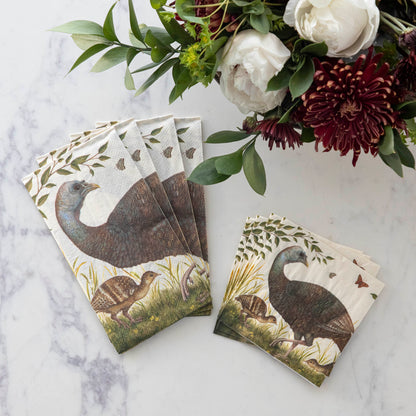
53;0;416;194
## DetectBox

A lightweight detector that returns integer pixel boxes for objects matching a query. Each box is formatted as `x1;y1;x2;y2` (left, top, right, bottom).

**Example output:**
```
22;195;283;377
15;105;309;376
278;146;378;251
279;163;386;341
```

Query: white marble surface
1;1;416;415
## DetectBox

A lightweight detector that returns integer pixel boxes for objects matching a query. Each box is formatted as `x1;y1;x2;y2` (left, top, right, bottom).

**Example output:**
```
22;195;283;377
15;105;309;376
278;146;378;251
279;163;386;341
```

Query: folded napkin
215;214;384;387
23;126;211;353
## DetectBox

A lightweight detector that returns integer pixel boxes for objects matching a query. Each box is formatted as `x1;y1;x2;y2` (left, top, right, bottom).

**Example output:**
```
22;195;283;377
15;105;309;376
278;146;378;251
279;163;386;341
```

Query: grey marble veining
1;0;416;415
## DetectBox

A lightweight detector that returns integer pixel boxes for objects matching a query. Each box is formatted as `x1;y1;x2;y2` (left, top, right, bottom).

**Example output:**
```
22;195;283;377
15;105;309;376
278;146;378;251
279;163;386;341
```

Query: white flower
284;0;380;57
219;30;291;114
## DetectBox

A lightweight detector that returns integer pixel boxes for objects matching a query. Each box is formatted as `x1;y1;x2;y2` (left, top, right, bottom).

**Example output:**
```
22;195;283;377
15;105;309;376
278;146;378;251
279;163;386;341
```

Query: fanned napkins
215;214;384;387
23;116;211;353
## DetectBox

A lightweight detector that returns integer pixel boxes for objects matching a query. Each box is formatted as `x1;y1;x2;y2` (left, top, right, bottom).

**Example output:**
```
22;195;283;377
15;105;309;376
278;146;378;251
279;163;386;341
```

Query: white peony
284;0;380;57
219;30;291;114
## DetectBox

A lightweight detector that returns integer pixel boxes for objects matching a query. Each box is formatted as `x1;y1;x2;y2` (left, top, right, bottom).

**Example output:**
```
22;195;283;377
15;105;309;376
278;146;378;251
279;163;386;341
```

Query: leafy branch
24;142;110;219
236;217;334;265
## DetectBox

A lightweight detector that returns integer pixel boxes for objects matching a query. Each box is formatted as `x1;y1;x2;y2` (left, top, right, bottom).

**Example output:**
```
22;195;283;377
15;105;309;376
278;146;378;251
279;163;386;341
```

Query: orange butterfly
355;274;369;288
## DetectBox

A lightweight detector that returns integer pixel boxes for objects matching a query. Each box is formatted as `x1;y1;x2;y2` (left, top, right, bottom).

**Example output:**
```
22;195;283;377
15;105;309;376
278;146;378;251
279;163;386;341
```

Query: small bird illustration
329;272;336;279
55;180;187;267
235;294;277;324
91;272;159;327
163;146;173;158
132;149;141;161
305;359;335;377
185;148;196;159
268;246;354;357
355;274;369;288
116;158;125;170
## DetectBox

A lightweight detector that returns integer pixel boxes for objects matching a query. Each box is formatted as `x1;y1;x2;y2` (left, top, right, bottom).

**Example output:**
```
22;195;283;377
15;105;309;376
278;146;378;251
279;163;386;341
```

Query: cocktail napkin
23;128;211;353
215;214;384;387
175;117;208;261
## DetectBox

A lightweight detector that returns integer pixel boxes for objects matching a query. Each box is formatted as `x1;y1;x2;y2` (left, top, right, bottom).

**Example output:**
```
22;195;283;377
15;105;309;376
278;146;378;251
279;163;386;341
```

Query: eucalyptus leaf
300;42;328;57
169;64;192;103
188;157;231;185
71;34;109;51
129;31;146;49
394;130;415;168
243;142;266;195
103;3;119;42
289;57;315;98
126;48;139;65
151;0;167;8
214;148;243;175
379;152;403;177
91;47;129;72
250;13;270;34
125;66;135;90
51;20;104;36
151;127;163;136
378;125;394;155
244;1;265;15
37;194;49;207
128;0;144;42
267;66;292;91
176;0;204;24
68;44;109;73
206;130;251;143
135;58;178;96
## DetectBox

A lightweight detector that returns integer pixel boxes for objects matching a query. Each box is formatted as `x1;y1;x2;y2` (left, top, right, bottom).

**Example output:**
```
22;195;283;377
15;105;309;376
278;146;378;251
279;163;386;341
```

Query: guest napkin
215;214;384;387
175;117;208;261
23;128;211;353
135;115;204;259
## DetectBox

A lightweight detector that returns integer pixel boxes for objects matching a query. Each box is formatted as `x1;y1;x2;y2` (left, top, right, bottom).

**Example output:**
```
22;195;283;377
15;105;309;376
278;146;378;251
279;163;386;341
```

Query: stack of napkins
22;115;211;353
215;214;383;387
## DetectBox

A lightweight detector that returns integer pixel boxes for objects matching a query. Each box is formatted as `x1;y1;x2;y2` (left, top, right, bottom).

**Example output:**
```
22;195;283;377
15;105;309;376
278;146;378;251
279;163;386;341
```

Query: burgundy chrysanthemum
399;29;416;51
298;49;404;166
256;119;302;150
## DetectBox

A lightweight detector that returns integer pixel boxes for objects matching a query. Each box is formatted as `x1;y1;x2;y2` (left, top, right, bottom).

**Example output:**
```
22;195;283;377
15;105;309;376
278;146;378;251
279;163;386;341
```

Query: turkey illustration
55;180;187;268
268;246;354;358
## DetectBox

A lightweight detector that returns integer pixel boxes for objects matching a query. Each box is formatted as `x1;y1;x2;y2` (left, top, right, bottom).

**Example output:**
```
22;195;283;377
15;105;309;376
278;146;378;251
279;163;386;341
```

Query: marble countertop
1;1;416;415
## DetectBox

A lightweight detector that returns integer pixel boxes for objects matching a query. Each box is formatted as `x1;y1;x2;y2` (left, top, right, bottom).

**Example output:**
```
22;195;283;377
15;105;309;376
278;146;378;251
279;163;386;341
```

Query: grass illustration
98;267;211;354
217;301;326;387
222;257;264;305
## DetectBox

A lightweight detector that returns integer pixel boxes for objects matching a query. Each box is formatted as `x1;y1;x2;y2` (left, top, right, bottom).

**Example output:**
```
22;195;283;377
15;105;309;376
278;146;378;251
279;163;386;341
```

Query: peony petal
283;0;301;26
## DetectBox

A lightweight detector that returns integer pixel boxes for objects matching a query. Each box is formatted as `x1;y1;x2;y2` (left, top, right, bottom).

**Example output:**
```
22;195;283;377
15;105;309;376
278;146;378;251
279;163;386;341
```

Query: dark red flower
194;0;238;33
298;49;404;166
399;29;416;51
256;119;302;150
395;50;416;96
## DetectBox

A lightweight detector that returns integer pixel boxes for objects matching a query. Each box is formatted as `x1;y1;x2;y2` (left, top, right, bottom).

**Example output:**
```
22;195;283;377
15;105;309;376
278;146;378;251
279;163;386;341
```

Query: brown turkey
55;180;187;268
268;246;354;357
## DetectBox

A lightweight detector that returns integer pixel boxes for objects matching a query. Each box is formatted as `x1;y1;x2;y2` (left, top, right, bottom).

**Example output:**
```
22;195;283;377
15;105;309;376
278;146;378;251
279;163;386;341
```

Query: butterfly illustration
355;274;369;288
116;158;125;170
132;149;141;162
163;146;173;158
185;147;196;159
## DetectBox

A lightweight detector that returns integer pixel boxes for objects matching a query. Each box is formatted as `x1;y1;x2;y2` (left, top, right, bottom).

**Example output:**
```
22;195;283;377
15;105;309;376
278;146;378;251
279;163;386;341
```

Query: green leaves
250;13;270;34
69;44;110;73
289;57;314;98
158;10;194;46
243;142;266;195
188;157;231;185
398;101;416;119
128;0;144;42
300;42;328;57
103;3;119;42
206;130;251;143
176;0;204;24
379;126;394;155
51;20;105;36
379;128;415;176
91;46;129;72
267;66;291;92
135;58;178;96
215;149;244;175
